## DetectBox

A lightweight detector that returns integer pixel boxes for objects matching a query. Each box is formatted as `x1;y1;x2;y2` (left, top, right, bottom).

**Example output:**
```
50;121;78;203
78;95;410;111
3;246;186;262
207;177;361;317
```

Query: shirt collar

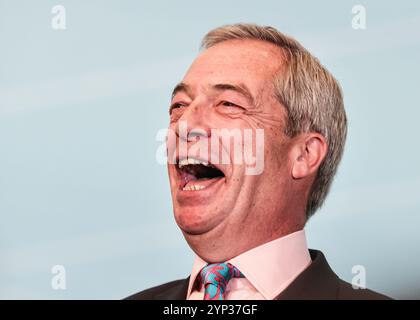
187;229;311;300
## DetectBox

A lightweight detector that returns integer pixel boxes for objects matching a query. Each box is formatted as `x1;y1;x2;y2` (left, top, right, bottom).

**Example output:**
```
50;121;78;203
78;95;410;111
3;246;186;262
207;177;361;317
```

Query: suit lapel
275;249;339;300
154;277;190;300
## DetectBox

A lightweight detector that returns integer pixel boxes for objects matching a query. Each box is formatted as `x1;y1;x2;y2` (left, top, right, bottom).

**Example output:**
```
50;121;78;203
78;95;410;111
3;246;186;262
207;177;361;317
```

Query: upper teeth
178;158;209;168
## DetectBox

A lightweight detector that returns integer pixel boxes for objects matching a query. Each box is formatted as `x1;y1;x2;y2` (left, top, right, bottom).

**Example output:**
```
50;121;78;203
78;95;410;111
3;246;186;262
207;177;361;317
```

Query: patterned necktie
198;263;244;300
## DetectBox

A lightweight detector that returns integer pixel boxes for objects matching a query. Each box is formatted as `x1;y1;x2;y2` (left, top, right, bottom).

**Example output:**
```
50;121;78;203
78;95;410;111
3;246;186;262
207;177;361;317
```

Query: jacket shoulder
124;278;189;300
337;279;392;300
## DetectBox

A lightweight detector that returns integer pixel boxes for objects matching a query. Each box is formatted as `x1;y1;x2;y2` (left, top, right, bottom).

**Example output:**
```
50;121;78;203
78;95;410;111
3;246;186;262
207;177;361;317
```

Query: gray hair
201;23;347;219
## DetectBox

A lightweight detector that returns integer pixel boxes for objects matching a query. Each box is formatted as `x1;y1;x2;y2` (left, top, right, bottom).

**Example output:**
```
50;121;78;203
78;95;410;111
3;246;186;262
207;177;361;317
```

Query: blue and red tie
198;263;244;300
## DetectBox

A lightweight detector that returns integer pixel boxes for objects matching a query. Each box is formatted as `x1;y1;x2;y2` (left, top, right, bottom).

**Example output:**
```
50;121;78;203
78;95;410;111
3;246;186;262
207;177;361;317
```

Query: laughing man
127;24;390;300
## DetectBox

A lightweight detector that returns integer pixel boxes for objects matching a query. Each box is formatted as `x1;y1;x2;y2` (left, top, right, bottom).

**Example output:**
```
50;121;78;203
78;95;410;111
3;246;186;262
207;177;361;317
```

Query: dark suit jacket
126;250;391;300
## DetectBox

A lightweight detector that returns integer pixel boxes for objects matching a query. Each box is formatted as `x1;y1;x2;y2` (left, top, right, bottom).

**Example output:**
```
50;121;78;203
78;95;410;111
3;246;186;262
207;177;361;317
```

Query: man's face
167;40;301;262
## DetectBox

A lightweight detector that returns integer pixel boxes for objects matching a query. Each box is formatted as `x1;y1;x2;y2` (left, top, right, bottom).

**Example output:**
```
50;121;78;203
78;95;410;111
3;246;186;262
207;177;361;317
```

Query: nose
175;102;212;142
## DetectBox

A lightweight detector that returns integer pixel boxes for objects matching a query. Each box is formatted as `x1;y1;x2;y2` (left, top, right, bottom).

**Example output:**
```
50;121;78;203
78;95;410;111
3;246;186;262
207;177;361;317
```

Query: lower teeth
183;185;205;191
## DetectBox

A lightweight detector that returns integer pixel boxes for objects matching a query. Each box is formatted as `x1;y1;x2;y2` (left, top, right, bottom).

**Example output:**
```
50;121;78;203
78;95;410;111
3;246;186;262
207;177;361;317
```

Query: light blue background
1;0;419;299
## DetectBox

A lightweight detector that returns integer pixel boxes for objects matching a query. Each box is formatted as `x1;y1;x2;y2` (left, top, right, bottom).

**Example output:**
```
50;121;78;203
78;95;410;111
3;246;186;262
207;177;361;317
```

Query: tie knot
198;263;244;300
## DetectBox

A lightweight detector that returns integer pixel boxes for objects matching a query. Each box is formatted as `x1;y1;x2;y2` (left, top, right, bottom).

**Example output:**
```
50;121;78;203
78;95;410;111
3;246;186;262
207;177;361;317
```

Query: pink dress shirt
187;230;311;300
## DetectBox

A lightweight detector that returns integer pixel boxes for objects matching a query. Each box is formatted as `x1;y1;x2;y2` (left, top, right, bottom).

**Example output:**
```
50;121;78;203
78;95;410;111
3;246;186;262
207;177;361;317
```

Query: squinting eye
221;101;238;107
169;103;186;114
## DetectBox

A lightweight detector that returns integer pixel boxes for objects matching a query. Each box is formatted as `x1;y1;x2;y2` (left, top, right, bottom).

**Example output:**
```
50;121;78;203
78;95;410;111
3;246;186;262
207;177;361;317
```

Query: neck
185;215;305;263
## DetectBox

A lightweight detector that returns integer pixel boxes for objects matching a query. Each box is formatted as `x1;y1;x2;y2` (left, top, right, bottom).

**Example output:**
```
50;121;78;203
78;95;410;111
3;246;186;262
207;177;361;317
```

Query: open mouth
177;158;225;191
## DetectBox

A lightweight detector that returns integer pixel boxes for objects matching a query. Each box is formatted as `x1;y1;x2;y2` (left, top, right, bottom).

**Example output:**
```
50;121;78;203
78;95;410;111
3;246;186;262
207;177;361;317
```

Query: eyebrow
171;82;254;105
171;82;191;99
212;83;254;105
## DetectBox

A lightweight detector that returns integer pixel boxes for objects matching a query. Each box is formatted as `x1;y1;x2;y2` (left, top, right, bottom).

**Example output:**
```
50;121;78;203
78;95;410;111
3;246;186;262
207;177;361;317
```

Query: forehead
182;39;285;92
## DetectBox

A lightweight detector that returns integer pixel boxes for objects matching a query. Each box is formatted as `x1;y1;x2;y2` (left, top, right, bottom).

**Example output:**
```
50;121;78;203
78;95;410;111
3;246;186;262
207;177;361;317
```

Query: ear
291;133;328;180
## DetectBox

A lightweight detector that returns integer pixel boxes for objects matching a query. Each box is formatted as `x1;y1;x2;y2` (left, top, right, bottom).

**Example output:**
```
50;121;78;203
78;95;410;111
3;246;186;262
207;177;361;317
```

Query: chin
174;205;227;236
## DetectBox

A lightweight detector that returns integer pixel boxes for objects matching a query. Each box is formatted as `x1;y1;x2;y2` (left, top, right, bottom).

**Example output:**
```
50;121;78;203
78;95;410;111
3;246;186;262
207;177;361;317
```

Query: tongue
180;167;224;189
180;171;196;185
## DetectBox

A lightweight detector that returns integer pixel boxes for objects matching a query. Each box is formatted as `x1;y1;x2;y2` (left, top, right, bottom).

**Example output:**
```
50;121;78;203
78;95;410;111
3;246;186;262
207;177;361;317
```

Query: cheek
169;109;186;123
264;130;292;172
